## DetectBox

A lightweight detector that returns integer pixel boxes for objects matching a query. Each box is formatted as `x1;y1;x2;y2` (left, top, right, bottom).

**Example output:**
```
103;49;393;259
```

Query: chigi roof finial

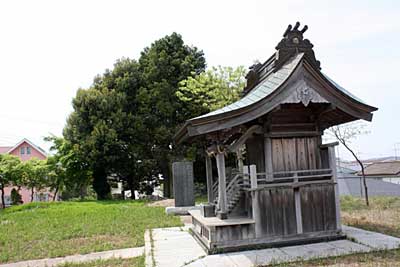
283;22;308;37
275;22;320;70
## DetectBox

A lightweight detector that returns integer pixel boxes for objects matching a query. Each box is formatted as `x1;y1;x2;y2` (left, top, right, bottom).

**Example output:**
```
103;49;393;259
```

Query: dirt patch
342;209;400;238
180;216;192;224
147;199;175;207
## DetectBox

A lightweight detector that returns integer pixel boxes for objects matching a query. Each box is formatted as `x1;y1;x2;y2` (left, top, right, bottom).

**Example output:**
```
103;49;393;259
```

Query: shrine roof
174;22;378;143
194;53;304;120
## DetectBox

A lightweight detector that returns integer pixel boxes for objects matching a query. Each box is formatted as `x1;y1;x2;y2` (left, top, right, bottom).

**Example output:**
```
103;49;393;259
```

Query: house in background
337;159;400;197
0;138;56;206
0;138;47;161
362;161;400;185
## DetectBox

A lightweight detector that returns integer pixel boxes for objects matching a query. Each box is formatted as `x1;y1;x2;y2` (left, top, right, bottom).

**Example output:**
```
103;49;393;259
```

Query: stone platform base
189;210;344;254
165;206;200;215
145;225;400;267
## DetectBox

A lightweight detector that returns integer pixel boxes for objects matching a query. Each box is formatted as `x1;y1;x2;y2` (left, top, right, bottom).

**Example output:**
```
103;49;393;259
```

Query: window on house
27;147;31;155
20;147;25;155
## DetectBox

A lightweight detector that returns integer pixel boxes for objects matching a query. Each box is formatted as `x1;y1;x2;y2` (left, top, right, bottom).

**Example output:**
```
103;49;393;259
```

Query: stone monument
172;161;195;207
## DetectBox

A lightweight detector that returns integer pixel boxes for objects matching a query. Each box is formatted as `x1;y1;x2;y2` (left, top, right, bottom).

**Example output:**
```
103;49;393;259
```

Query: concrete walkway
146;226;400;267
0;247;144;267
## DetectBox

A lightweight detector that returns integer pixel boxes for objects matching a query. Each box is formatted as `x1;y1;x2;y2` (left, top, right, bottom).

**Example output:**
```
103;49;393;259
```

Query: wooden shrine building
174;22;378;253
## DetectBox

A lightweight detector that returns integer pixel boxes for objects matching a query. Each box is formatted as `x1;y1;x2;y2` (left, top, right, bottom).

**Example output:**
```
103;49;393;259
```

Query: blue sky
0;0;399;160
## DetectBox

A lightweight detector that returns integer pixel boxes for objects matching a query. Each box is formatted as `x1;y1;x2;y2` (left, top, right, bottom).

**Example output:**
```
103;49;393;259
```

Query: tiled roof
322;74;366;104
192;53;304;120
362;161;400;176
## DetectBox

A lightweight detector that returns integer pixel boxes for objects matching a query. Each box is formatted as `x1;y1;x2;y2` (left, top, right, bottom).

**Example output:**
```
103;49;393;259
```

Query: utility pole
395;143;400;160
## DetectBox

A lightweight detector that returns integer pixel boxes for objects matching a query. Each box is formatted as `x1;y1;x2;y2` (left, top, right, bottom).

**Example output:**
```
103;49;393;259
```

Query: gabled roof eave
6;138;48;157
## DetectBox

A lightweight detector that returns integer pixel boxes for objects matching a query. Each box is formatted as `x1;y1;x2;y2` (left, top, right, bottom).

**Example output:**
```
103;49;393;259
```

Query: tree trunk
360;163;369;206
31;187;34;202
341;141;369;206
126;175;137;200
0;184;5;209
161;161;171;198
79;185;86;200
92;167;111;200
53;186;59;201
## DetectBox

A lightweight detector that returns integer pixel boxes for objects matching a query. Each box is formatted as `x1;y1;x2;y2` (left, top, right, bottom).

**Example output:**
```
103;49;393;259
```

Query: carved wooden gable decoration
174;22;377;143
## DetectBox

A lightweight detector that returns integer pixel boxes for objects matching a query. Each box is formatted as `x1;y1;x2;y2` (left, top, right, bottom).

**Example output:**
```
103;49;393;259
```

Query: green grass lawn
0;200;182;264
195;195;208;205
3;196;400;266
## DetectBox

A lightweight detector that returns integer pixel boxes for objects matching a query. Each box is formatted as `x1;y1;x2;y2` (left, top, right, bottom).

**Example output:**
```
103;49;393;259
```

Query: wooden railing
213;167;333;194
257;168;332;183
240;166;334;190
211;171;249;210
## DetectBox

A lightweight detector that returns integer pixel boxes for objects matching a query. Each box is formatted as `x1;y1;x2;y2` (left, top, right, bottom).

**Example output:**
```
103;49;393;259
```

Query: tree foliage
64;33;206;199
45;135;92;200
64;86;130;199
0;154;21;208
177;66;246;116
17;158;48;202
61;33;250;199
137;32;206;196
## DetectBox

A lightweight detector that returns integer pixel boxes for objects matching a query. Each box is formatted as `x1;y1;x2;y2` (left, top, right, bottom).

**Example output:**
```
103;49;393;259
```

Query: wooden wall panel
300;184;337;233
271;136;322;173
256;188;297;237
296;138;309;170
272;138;285;172
282;138;297;171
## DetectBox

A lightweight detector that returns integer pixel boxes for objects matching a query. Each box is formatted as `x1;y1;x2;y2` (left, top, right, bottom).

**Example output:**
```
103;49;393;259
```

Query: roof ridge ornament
275;22;321;71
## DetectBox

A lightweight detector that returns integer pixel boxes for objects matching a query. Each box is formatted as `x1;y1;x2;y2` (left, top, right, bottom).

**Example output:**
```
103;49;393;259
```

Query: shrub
10;188;22;205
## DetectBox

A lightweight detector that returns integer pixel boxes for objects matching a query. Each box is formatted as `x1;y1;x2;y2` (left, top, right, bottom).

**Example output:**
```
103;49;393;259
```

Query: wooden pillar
236;146;244;174
264;136;273;181
293;173;303;234
329;145;342;231
215;150;228;219
205;155;214;204
250;165;258;189
249;164;262;237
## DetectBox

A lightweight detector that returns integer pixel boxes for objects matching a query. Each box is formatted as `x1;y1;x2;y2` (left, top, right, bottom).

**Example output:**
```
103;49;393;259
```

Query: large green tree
92;58;156;198
64;86;130;199
0;154;21;208
137;32;206;196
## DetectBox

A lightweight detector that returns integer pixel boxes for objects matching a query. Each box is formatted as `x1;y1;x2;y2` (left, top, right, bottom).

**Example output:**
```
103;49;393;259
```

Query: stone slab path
0;247;144;267
147;226;400;267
